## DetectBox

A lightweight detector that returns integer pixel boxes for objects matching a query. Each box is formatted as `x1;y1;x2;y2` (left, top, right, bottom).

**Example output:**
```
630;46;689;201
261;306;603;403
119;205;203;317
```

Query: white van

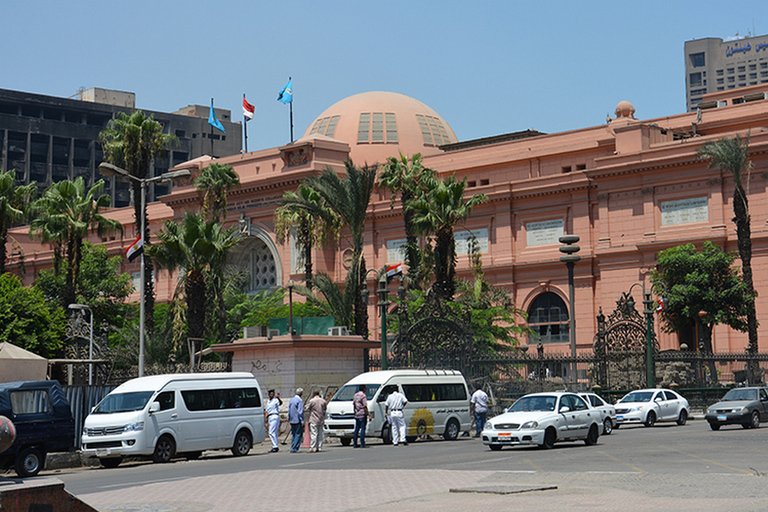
324;369;471;445
81;373;266;467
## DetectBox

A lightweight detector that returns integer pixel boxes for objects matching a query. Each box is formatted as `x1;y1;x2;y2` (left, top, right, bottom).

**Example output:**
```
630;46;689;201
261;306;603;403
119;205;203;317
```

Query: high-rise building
684;34;768;111
0;87;241;207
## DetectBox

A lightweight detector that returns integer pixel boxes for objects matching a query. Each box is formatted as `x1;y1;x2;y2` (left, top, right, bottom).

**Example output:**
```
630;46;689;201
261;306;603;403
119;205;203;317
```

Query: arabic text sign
660;196;708;226
526;219;564;247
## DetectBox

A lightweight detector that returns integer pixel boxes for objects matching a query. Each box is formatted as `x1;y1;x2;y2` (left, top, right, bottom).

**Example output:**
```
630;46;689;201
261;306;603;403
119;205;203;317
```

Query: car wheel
152;435;176;463
15;447;44;477
677;409;688;426
603;417;613;435
709;422;721;431
443;418;460;441
99;457;121;468
340;437;352;447
644;411;656;427
231;429;252;456
613;423;620;430
750;410;760;429
489;444;502;451
381;424;392;445
584;424;599;446
541;427;557;449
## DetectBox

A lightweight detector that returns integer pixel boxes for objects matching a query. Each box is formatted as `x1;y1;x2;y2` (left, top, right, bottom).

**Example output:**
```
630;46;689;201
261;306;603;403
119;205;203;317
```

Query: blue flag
208;99;226;133
277;79;293;104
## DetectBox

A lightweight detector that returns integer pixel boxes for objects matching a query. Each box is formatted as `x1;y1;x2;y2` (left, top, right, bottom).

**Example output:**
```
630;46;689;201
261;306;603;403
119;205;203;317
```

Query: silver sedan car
579;392;617;435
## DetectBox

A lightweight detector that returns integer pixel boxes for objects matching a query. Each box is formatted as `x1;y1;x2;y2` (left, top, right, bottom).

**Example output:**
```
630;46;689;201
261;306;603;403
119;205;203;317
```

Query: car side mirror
559;406;571;414
149;402;160;414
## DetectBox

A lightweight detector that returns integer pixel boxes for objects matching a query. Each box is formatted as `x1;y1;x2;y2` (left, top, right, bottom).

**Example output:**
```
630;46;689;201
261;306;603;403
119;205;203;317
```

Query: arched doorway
228;225;282;294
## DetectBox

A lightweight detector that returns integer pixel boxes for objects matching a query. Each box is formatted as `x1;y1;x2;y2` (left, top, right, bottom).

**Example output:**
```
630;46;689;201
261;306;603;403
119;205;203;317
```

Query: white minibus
81;373;266;467
324;369;471;445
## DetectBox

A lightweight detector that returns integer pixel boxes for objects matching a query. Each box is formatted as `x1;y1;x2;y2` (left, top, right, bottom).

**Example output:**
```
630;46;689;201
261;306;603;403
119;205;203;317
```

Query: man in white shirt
264;389;282;452
470;387;489;437
385;388;408;446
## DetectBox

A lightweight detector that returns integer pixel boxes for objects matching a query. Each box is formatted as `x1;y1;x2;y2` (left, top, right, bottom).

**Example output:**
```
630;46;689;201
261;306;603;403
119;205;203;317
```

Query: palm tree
280;161;377;335
29;177;121;308
99;110;178;332
148;212;241;345
378;153;436;290
195;162;240;222
0;169;37;274
408;175;487;301
698;135;759;364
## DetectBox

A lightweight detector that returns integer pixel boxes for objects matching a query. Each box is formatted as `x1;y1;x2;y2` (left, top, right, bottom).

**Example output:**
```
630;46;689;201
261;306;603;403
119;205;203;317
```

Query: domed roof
300;91;458;164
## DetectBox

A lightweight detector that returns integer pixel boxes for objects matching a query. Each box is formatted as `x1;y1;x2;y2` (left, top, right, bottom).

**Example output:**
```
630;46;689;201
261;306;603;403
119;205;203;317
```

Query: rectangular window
317;117;330;136
10;390;51;415
385;113;397;143
401;383;467;402
357;113;370;143
181;387;262;411
689;52;705;67
689;72;702;86
716;69;724;76
326;116;340;138
371;113;384;142
426;116;443;145
738;66;746;72
727;68;734;74
416;114;433;145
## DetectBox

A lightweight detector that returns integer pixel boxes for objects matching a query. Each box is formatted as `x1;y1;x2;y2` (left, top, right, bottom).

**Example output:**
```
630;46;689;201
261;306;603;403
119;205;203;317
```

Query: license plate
717;415;727;421
96;449;109;457
616;415;624;420
335;430;346;436
498;432;511;437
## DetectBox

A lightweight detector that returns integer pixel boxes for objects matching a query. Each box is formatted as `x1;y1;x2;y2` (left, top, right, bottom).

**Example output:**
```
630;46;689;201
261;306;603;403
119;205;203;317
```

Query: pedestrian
288;388;304;453
385;387;408;446
264;389;282;452
352;384;371;448
470;386;489;437
306;389;327;453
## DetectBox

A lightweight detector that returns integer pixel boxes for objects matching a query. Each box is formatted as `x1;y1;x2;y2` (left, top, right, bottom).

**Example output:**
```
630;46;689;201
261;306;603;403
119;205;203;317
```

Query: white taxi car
481;391;602;450
614;388;689;428
579;392;617;434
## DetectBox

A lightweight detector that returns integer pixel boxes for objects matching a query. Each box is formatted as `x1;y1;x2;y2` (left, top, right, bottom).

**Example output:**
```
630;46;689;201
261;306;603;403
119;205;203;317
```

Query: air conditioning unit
328;326;349;336
267;329;280;339
244;325;268;338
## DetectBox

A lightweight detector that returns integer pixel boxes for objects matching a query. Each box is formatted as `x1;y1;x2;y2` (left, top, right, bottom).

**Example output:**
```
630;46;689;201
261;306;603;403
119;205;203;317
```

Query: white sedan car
579;392;617;435
481;392;602;450
614;388;689;427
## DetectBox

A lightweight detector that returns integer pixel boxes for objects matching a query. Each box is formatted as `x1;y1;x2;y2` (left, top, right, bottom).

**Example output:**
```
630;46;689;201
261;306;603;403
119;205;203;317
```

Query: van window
377;384;399;402
10;390;51;415
94;392;154;414
331;385;380;402
155;391;175;411
181;388;262;411
402;383;467;402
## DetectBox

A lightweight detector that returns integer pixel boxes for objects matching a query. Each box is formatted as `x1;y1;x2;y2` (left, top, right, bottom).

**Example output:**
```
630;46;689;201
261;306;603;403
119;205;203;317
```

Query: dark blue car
0;380;75;477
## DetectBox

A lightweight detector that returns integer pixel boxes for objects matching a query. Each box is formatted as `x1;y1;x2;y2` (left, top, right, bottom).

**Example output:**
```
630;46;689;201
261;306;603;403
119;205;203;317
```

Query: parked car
705;387;768;430
615;388;689;428
579;392;617;435
0;380;75;477
481;391;602;450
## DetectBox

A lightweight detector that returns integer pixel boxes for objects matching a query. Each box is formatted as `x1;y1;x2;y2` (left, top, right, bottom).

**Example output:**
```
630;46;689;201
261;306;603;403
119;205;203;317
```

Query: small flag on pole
208;99;226;133
277;78;293;104
386;263;403;279
243;97;255;120
126;235;143;262
656;297;664;312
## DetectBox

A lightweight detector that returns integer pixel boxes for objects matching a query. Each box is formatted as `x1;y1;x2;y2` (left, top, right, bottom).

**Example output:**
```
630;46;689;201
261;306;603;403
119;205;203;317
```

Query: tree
99;110;178;333
0;273;66;357
378;153;436;290
29;178;121;308
697;135;759;360
650;241;753;381
408;175;487;301
280;161;377;335
195;162;240;223
0;169;37;274
148;212;241;346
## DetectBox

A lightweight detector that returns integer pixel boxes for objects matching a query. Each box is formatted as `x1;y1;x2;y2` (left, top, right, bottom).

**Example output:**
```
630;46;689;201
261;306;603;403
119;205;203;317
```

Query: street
36;417;768;511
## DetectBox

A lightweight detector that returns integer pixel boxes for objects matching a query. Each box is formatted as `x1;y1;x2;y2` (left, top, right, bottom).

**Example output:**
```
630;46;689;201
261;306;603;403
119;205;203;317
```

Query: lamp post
68;303;93;385
626;283;655;388
287;280;295;335
98;162;191;377
559;235;580;385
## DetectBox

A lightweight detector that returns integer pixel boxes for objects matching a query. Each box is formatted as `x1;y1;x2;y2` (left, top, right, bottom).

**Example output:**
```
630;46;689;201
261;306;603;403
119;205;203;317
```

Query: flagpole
243;93;248;153
210;98;214;157
290;102;294;143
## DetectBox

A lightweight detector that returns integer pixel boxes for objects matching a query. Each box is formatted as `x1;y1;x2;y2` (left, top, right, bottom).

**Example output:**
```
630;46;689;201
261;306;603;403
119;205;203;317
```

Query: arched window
527;292;569;344
228;231;280;294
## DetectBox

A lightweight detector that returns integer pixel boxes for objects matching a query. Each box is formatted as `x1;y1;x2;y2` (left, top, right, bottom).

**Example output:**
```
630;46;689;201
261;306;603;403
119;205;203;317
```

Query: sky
3;1;767;152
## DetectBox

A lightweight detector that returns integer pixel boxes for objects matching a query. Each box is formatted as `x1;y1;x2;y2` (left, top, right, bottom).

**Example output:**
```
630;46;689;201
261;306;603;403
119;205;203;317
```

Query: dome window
357;112;399;144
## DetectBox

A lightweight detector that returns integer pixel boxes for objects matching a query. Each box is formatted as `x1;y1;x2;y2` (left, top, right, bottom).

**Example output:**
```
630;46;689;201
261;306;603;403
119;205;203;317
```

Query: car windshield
508;395;557;412
93;391;154;414
331;384;380;402
620;391;654;403
722;388;757;401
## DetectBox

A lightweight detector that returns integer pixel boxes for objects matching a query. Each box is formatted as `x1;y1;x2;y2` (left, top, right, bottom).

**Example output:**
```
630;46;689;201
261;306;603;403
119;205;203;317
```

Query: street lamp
98;162;191;377
287;280;296;335
68;303;93;385
559;235;580;385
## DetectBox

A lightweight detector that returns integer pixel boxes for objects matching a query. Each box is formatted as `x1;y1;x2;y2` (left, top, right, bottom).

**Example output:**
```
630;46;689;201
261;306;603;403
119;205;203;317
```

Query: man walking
352;385;371;448
288;388;304;453
306;389;327;453
385;387;408;446
264;389;282;452
470;386;489;437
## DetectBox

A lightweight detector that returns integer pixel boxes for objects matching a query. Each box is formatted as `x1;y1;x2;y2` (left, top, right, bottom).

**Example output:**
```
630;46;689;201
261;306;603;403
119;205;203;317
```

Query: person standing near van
385;388;408;446
306;389;327;453
352;385;371;448
288;388;305;453
470;387;489;437
265;389;282;452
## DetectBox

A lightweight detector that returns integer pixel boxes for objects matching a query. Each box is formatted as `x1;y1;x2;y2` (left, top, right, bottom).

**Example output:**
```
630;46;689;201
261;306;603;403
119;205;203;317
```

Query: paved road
46;418;768;511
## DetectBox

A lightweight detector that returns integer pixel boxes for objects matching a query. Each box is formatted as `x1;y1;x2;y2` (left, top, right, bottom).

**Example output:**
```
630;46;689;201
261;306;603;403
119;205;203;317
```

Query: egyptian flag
126;235;143;262
243;97;255;121
386;263;403;280
656;297;664;313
